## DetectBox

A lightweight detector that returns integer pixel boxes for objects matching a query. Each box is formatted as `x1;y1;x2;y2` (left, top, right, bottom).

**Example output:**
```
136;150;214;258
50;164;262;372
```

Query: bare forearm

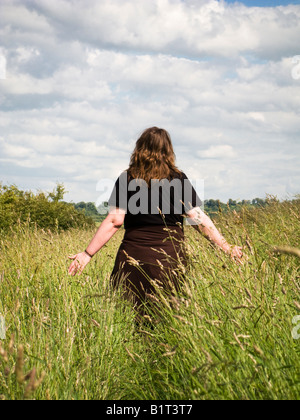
85;218;120;256
68;210;125;276
195;216;230;252
189;208;230;253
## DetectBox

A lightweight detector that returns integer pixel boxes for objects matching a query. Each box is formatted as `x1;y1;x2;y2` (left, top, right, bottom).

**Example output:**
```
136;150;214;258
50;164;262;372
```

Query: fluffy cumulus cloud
0;0;300;203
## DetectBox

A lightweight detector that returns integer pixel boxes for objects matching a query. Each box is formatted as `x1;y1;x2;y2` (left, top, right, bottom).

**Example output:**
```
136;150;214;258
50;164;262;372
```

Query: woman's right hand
228;245;247;265
68;252;91;276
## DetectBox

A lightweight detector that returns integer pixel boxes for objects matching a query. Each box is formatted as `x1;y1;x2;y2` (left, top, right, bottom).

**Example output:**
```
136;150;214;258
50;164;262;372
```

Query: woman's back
68;126;244;324
109;170;202;230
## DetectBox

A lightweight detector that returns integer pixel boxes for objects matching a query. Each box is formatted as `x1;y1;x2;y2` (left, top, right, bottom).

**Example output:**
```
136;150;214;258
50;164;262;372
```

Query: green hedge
0;183;95;231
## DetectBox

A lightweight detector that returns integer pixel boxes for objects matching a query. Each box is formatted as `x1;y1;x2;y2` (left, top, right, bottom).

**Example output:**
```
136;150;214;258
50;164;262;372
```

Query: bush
72;201;108;224
0;183;95;231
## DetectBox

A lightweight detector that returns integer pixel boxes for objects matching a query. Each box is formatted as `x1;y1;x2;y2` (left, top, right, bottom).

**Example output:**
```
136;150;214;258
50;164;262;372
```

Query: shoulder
172;171;188;181
114;170;129;182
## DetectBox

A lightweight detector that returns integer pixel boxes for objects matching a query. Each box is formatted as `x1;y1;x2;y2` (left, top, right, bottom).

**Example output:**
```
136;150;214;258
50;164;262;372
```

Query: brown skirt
110;225;187;318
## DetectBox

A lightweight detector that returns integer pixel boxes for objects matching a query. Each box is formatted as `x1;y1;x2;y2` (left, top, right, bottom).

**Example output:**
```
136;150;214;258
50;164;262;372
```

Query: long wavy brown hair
128;127;181;185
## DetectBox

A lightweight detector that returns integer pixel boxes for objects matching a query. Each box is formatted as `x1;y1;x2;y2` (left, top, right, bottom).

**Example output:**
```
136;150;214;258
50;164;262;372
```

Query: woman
68;127;243;319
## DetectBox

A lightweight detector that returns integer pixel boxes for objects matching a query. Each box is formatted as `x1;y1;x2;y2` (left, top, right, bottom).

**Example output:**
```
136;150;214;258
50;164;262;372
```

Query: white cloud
200;145;237;159
21;0;299;59
15;47;40;63
0;0;299;202
0;1;54;36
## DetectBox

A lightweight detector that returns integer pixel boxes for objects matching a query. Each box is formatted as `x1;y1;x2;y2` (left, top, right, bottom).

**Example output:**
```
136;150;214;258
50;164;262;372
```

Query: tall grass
0;198;299;400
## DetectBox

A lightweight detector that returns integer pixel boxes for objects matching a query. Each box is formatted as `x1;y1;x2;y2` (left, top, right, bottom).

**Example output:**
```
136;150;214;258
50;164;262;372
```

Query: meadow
0;197;299;400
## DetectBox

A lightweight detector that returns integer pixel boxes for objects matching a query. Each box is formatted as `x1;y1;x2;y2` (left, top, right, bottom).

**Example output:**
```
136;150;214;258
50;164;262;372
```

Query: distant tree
252;198;266;207
72;201;108;224
241;200;251;206
86;202;98;214
48;183;67;203
75;202;86;210
228;199;237;209
203;197;270;219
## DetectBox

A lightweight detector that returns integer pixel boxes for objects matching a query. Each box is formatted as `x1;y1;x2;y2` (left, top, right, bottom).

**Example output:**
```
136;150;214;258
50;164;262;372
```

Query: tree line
0;182;277;231
204;198;268;217
72;197;270;222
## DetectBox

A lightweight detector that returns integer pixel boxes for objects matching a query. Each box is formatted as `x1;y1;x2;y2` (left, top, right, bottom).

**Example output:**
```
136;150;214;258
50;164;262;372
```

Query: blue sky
0;0;299;203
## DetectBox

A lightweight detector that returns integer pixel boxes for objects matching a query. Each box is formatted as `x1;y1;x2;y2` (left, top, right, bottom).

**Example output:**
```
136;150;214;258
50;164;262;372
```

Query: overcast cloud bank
0;0;299;203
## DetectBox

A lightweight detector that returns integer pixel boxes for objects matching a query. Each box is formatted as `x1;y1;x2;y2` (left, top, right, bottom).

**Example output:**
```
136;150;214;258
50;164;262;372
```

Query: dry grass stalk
233;333;245;351
123;250;140;267
15;345;25;384
8;334;14;355
294;301;300;311
139;329;155;338
24;368;37;399
253;345;264;358
0;342;8;363
124;346;136;363
11;344;46;398
245;239;254;256
273;246;300;258
292;279;300;293
245;288;252;301
91;319;101;328
24;369;46;399
173;315;192;326
162;350;177;357
247;353;258;372
200;347;213;364
233;305;252;310
278;273;283;285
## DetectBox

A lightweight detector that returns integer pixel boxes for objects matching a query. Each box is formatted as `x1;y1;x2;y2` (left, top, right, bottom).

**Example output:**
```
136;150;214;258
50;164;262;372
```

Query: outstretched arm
68;208;125;276
187;207;244;262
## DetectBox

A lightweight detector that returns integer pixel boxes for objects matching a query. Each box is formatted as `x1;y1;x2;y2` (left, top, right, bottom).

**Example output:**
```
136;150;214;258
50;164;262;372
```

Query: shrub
0;183;94;231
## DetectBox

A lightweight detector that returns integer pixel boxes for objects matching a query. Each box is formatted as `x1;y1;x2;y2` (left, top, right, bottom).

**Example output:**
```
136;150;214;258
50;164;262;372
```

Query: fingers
68;260;79;276
68;253;81;276
230;246;247;265
68;252;90;276
69;263;83;276
78;266;85;276
235;257;244;266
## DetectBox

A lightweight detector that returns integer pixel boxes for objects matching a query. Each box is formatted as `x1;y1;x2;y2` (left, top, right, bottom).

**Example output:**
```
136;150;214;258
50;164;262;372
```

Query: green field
0;198;299;400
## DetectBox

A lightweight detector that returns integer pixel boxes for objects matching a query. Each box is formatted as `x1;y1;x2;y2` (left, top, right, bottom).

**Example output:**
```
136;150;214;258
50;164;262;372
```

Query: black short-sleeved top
108;171;202;230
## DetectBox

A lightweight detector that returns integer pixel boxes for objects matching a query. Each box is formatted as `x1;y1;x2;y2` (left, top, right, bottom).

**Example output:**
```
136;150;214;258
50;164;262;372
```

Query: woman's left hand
68;252;91;276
